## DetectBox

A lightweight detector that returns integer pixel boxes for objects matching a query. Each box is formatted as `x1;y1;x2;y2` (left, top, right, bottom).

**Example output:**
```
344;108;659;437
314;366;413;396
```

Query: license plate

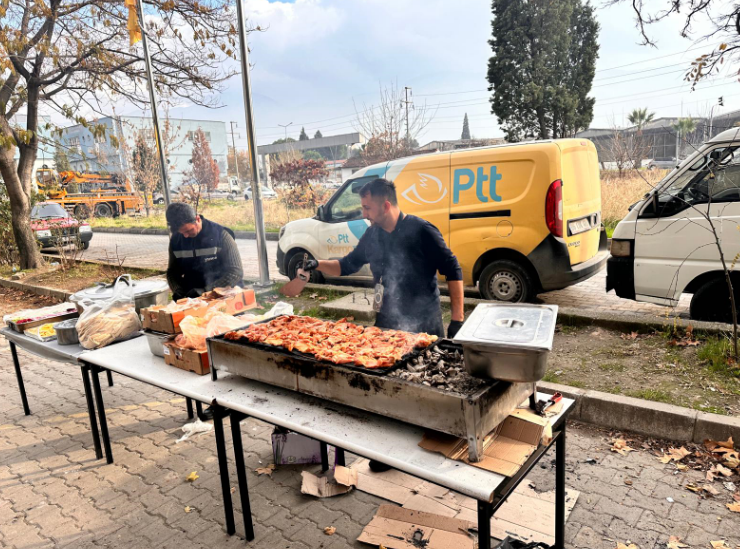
568;218;591;235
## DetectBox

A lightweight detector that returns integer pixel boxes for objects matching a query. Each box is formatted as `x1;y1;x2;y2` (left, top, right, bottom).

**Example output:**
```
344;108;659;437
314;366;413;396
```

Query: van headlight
79;225;92;233
610;239;632;257
279;225;286;239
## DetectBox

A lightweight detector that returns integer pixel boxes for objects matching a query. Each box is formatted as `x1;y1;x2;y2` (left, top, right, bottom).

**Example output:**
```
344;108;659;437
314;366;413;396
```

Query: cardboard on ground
419;408;552;477
343;458;578;546
357;505;476;549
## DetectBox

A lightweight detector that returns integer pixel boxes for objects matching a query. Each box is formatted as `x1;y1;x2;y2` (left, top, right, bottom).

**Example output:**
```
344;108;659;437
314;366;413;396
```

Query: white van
607;128;740;322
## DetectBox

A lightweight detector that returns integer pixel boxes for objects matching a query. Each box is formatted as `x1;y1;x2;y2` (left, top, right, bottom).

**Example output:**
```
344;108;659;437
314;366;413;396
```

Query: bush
600;169;667;231
0;196;19;266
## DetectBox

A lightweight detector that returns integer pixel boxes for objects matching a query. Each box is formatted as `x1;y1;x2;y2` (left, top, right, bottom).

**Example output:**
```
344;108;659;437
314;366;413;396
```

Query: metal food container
144;330;170;358
54;318;79;345
70;277;170;315
452;303;558;382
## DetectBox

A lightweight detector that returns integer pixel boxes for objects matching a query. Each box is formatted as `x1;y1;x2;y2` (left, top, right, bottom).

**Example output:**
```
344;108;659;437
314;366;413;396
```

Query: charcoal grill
207;333;534;462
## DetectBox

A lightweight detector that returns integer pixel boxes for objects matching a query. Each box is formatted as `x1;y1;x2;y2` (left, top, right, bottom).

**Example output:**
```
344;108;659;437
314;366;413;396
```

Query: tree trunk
0;147;43;269
536;108;550;140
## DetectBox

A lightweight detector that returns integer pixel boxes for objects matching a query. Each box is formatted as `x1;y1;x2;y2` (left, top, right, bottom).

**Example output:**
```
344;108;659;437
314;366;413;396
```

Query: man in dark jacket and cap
165;202;244;301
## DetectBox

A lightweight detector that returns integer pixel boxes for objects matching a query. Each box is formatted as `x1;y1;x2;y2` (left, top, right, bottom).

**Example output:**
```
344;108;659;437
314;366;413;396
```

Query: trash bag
76;275;142;349
496;537;553;549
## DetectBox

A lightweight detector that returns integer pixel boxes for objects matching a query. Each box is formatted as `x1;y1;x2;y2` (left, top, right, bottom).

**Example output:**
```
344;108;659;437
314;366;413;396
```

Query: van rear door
558;140;602;266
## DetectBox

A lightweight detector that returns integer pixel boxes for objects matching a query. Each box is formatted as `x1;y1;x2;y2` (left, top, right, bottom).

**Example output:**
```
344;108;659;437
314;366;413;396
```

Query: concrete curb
93;226;280;241
538;381;740;444
0;276;73;301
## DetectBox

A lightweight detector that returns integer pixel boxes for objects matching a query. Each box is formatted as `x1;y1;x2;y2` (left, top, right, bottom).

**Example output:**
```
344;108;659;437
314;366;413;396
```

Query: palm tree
672;117;697;159
627;108;655;134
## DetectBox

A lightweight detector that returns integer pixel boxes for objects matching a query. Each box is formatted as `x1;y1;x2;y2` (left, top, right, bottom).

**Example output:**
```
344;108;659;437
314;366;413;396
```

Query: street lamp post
278;122;293;142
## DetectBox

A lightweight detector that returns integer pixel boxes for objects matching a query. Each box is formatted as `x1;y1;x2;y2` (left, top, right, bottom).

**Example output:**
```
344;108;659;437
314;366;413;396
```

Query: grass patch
626;388;673;403
698;337;738;376
692;402;728;415
558;324;578;336
599;362;625;372
567;380;586;389
600;385;623;395
542;371;560;383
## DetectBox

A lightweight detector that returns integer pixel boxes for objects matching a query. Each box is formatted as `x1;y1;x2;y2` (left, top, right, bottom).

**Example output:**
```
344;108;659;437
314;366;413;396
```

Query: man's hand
447;320;464;339
303;259;319;272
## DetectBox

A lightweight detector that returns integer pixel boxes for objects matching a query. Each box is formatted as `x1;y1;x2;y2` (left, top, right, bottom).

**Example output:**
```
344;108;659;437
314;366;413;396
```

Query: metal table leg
477;500;493;549
196;401;203;419
555;424;567;549
229;411;255;541
90;366;113;464
320;441;329;472
186;398;194;420
9;341;30;416
106;370;114;387
212;404;236;536
80;364;103;460
335;448;346;467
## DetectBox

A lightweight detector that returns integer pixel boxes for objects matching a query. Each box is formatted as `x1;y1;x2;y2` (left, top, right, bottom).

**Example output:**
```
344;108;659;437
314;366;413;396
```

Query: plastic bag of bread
76;275;142;349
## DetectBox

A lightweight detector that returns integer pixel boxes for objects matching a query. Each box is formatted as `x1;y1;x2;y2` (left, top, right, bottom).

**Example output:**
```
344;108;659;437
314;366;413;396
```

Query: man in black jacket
165;203;244;301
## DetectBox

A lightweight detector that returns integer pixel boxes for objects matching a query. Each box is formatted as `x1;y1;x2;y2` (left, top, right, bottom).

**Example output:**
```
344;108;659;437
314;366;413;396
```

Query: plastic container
452;303;558;382
54;318;80;346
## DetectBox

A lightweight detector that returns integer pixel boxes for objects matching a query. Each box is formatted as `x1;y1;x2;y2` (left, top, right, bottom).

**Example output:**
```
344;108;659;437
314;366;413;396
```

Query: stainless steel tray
207;334;533;462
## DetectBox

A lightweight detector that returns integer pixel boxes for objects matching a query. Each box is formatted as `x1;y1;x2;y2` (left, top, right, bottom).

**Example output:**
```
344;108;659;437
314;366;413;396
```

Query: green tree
673;117;698;158
487;0;599;142
299;127;309;141
53;147;71;172
461;113;471;140
303;150;323;161
628;108;655;133
314;130;323;139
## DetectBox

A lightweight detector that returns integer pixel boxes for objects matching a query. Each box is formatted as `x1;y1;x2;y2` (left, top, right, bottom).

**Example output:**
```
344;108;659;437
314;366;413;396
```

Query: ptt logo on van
453;166;502;204
402;173;448;205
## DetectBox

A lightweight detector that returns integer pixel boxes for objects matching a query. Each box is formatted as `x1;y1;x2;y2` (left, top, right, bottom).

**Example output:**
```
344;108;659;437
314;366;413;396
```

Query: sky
117;0;738;149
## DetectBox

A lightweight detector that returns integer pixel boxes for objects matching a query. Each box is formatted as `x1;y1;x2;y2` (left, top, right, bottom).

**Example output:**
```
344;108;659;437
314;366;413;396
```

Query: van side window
328;181;363;222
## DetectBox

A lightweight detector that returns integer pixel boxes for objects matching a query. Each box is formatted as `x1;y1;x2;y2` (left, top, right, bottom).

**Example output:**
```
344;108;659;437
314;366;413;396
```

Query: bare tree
353;83;435;161
606;117;653;176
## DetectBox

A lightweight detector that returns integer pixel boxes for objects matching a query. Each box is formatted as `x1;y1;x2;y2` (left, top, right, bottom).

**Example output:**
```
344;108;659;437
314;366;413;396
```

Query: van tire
479;260;534;303
690;278;739;323
287;250;324;284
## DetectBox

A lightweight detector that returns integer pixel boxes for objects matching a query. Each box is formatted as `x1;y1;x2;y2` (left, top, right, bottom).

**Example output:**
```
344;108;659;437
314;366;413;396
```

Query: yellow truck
277;139;608;302
35;168;145;218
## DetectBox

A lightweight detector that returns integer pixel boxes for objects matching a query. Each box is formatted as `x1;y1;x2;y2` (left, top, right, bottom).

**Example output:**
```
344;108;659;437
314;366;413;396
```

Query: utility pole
236;0;270;286
135;0;171;207
228;122;240;183
278;122;293;142
402;87;412;143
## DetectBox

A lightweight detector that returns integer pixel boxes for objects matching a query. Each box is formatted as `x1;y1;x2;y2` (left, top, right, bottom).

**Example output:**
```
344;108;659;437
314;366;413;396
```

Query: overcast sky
116;0;737;148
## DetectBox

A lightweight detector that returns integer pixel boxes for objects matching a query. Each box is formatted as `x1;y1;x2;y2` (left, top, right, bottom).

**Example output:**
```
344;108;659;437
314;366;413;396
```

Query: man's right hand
303;259;319;272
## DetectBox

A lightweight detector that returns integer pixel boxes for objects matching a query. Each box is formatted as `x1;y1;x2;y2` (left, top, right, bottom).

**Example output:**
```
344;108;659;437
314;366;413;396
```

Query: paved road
1;347;737;549
81;232;691;320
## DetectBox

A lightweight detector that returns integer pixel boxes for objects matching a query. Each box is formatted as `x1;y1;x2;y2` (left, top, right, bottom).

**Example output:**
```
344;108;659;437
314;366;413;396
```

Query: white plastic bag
176;417;213;443
76;275;142;349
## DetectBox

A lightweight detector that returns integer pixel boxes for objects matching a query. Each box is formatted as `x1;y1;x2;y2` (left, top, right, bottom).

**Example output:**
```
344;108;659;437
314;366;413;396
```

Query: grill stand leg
91;366;113;464
107;370;114;387
213;404;236;536
320;441;329;472
230;411;255;541
335;448;346;467
9;342;30;416
196;401;204;420
186;398;194;420
80;364;103;460
555;423;566;549
477;500;493;549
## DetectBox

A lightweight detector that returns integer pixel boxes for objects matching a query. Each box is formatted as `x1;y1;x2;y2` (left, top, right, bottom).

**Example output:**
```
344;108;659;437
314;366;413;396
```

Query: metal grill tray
213;316;433;376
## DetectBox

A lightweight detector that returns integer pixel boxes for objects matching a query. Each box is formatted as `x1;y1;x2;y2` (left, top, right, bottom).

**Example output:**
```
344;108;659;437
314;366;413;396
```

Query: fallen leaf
185;471;199;482
230;487;236;494
726;502;740;513
624;479;633;486
676;464;688;472
256;464;276;477
724;456;740;469
324;526;336;536
620;332;638;340
184;506;193;513
703;484;720;496
707;470;715;482
666;536;688;549
660;454;673;464
616;543;638;549
713;464;734;477
611;439;635;456
686;483;701;493
733;493;740;503
711;541;731;549
662;447;691;462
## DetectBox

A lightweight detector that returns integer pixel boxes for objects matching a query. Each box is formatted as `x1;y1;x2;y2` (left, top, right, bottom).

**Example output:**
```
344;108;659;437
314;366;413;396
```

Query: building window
95;134;106;144
69;137;81;154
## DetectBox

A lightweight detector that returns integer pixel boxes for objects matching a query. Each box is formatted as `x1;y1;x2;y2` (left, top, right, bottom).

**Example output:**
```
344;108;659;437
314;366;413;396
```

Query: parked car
244;185;278;200
607;128;740;322
277;139;607;302
31;202;93;250
647;157;678;170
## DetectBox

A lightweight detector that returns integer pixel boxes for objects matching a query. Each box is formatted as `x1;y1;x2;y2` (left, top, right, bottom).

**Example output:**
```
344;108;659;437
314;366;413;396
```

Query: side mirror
317;205;325;221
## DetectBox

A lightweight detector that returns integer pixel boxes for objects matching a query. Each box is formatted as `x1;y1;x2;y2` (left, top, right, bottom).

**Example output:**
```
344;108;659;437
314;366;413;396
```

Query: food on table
3;303;77;325
174;309;249;351
225;315;437;369
148;297;208;313
24;323;57;342
201;286;243;300
76;305;141;349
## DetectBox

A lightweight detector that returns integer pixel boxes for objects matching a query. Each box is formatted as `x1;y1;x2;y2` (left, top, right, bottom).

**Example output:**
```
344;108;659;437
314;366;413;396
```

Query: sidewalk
2;344;739;549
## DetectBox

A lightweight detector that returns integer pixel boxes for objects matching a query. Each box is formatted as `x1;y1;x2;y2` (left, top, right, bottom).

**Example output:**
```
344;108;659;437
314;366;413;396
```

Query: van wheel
95;203;113;217
690;278;739;323
287;250;323;284
479;260;534;303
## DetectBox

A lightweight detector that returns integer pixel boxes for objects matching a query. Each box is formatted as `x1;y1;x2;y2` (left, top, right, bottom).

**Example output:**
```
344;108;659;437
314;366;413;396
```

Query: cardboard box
272;429;323;465
210;289;256;315
419;408;552;477
358;505;476;549
163;339;210;375
141;304;208;334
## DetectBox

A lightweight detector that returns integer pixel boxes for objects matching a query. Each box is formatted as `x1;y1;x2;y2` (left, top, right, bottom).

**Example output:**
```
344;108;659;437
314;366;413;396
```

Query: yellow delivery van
277;139;608;302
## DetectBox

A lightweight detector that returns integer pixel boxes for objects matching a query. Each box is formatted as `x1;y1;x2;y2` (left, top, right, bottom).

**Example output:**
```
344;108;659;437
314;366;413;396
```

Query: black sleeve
208;231;244;290
421;221;463;281
338;230;370;276
166;242;189;296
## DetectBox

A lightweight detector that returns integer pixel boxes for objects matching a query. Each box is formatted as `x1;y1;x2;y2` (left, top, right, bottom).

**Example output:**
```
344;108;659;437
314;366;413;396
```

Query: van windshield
327;176;376;221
